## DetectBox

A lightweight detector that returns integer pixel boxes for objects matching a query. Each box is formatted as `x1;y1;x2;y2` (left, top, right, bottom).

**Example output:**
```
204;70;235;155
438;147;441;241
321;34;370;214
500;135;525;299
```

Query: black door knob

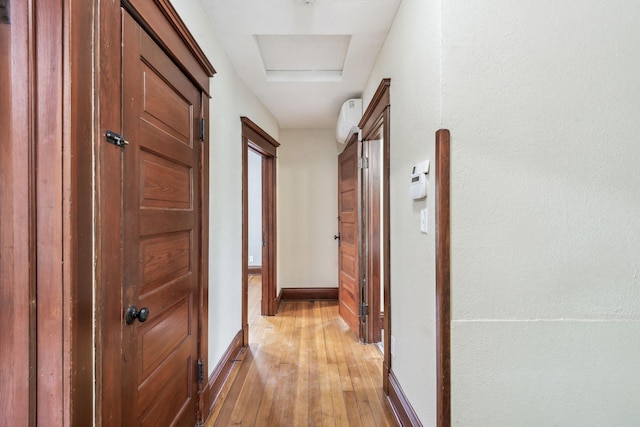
138;307;150;322
334;234;340;240
125;306;150;325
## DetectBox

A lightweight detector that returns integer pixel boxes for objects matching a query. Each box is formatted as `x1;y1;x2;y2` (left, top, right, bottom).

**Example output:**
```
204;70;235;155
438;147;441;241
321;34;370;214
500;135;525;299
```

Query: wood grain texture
338;137;361;336
261;151;278;316
358;79;391;376
279;287;339;300
97;2;213;424
359;78;390;138
198;91;211;421
35;0;67;424
435;129;451;427
203;330;244;419
68;0;96;424
387;370;423;427
125;0;215;92
205;277;397;426
96;0;125;423
0;2;33;423
122;13;201;425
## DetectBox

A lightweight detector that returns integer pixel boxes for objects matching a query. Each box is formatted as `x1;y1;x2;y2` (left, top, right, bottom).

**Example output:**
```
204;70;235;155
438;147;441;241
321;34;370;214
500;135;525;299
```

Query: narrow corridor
206;276;397;426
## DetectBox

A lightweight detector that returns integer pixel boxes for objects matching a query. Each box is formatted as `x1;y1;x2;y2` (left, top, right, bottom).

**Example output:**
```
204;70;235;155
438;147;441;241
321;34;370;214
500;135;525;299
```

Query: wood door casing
358;79;391;388
122;12;201;425
364;132;383;344
338;136;360;336
241;116;279;340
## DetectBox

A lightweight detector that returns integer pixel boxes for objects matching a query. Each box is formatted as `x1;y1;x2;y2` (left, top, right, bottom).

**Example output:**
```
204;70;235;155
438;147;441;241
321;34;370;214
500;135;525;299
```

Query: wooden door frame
358;79;392;389
97;0;214;424
360;119;386;344
1;1;95;425
241;117;280;344
435;129;451;427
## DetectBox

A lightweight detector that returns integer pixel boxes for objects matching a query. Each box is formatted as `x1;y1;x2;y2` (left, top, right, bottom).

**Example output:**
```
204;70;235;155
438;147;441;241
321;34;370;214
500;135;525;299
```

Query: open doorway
241;117;279;345
337;80;390;364
247;149;263;329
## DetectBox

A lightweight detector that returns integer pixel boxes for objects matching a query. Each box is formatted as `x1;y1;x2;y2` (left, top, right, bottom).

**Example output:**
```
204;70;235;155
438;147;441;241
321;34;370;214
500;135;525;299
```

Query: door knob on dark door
125;306;150;325
334;234;340;240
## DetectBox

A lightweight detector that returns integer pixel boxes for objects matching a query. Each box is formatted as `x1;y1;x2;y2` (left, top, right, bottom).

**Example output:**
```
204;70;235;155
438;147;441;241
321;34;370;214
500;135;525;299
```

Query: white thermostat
410;160;430;199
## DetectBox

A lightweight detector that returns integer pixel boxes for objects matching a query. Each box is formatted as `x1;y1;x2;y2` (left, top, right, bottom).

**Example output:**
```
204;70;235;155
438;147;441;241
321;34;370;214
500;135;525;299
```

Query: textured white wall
442;0;640;424
170;1;280;373
277;129;339;290
362;0;441;423
248;150;262;266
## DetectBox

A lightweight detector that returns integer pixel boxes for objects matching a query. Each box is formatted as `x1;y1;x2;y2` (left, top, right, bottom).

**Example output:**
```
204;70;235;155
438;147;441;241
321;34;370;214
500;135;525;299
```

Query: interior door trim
358;79;391;389
122;0;215;93
435;129;451;427
241;117;279;346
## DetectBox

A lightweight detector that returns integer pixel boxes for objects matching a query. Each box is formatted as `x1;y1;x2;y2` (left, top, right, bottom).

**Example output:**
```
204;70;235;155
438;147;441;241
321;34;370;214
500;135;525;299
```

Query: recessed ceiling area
202;0;402;129
256;35;351;82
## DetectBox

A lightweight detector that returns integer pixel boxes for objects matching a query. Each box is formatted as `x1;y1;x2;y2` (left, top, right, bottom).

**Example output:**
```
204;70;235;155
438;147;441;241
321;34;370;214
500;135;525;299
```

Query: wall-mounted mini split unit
336;99;363;144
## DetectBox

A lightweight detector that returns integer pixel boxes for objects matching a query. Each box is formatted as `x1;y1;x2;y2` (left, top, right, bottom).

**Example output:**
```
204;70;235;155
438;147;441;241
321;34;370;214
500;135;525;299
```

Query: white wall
171;1;280;373
278;129;339;290
362;0;442;423
442;0;640;425
248;150;262;266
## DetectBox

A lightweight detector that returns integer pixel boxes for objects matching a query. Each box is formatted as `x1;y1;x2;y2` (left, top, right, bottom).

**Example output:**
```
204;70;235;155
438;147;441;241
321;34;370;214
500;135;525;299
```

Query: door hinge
358;128;363;142
358;157;368;169
105;130;129;148
197;359;204;384
359;303;369;317
0;0;9;25
199;118;205;141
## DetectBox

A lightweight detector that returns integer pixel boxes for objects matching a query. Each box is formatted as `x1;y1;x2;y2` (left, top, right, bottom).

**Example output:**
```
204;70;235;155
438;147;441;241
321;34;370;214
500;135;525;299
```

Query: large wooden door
121;11;202;425
338;137;361;336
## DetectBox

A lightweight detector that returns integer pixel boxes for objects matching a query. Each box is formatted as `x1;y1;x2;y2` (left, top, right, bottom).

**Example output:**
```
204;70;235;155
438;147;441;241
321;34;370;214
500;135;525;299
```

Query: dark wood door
121;11;201;426
338;138;361;336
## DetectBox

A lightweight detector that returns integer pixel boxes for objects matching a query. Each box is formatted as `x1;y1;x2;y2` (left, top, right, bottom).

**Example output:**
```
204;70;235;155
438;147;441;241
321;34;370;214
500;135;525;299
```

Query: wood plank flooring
205;276;397;426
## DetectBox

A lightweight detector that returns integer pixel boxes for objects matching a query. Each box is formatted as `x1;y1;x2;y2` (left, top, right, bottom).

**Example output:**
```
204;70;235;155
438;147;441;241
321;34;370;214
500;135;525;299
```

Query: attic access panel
255;34;351;81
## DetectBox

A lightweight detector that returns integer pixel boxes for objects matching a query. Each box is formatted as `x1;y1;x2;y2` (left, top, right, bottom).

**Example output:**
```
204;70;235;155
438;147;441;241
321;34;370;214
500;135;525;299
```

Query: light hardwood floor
205;276;398;426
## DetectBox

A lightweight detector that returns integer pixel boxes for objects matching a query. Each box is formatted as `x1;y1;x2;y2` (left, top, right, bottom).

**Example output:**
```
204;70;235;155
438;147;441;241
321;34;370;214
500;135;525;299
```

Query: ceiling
201;0;402;129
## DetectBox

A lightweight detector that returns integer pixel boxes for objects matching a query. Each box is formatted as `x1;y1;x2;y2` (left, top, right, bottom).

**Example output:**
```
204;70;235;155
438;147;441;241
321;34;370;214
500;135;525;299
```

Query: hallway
206;277;397;426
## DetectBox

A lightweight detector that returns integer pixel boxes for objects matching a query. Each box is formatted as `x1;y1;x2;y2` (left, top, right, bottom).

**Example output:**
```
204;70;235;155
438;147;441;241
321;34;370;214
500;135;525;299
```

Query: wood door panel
340;252;356;280
140;119;194;165
338;139;360;336
339;275;357;305
141;297;191;377
142;66;193;141
139;210;195;236
122;11;200;426
140;150;192;209
340;188;356;215
141;231;191;293
138;276;194;319
341;223;355;246
340;152;356;180
138;344;193;426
